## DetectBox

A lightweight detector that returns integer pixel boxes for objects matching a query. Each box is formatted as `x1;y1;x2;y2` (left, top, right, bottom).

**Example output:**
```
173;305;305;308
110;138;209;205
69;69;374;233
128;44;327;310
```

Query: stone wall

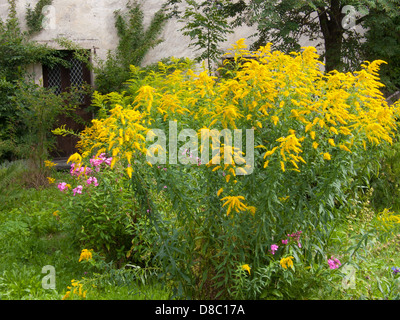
0;0;323;84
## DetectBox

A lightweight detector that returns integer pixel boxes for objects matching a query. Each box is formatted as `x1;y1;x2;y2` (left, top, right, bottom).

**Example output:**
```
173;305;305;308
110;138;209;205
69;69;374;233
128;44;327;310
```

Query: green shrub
57;40;400;299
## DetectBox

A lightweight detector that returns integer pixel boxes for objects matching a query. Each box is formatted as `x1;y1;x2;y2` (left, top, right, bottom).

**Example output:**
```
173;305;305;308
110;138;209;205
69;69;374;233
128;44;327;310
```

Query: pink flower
282;239;288;245
271;244;279;255
58;182;68;192
72;185;83;196
90;157;103;167
105;157;112;166
86;176;98;187
328;256;341;269
70;163;92;177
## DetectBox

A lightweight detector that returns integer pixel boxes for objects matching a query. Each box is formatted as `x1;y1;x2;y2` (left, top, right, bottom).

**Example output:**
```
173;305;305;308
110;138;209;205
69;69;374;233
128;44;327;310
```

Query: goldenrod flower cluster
69;39;399;218
280;256;294;270
62;279;87;300
78;249;93;262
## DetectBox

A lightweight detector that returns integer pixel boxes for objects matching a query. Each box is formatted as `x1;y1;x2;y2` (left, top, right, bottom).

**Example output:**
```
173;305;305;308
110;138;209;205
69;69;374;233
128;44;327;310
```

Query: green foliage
25;0;53;35
177;0;233;71
57;156;158;266
0;175;171;300
204;0;400;77
94;1;167;94
369;133;400;212
362;6;400;95
0;2;85;162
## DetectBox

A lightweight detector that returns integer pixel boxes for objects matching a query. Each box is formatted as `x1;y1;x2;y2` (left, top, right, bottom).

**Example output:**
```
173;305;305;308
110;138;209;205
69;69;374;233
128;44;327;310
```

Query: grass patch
0;167;170;300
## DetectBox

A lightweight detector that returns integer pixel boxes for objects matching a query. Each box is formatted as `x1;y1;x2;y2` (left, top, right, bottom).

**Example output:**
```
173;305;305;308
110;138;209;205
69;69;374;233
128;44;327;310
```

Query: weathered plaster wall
0;0;326;83
1;0;255;64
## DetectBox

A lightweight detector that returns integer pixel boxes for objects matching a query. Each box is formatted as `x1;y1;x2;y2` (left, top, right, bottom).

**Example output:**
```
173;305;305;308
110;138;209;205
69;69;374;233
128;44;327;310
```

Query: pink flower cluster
181;149;202;166
90;153;112;171
269;230;303;255
58;153;112;196
328;257;341;269
57;182;69;192
287;231;302;248
86;176;99;187
271;244;279;255
73;185;83;196
70;163;92;177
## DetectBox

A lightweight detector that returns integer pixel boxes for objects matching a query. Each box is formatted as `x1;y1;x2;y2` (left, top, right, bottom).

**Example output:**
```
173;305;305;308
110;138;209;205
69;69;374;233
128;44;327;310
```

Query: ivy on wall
25;0;54;35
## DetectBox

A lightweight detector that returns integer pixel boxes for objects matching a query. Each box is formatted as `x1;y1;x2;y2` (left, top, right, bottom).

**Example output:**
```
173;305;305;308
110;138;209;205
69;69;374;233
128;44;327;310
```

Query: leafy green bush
53;153;158;266
93;0;167;94
57;39;400;299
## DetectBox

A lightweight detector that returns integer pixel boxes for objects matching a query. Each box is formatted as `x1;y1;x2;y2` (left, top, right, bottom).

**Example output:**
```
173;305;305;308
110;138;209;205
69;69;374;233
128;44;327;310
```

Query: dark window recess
43;50;91;105
42;50;93;158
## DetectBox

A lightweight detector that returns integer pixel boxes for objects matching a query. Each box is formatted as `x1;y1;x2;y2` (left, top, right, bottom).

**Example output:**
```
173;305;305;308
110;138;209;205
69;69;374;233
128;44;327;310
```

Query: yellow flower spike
217;188;224;197
212;166;221;172
280;256;294;270
47;177;55;184
271;116;279;126
62;291;71;300
44;160;57;168
126;166;133;179
263;147;278;159
79;249;93;262
241;264;251;275
125;151;132;165
67;153;82;164
110;157;118;169
221;195;249;216
280;161;285;172
328;139;336;147
323;152;331;160
330;127;338;135
339;144;352;153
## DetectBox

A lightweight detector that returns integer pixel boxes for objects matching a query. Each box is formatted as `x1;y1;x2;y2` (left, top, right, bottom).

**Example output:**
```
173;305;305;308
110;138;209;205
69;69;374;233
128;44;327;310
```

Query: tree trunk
317;0;344;73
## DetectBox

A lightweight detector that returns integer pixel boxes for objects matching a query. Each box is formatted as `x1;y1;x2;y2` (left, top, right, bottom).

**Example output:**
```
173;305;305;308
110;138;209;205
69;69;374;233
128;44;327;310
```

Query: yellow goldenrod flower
44;160;57;168
67;153;82;164
280;256;294;269
126;166;133;179
221;195;250;216
323;152;331;160
62;291;71;300
280;161;285;172
47;177;55;184
79;249;93;262
241;264;251;275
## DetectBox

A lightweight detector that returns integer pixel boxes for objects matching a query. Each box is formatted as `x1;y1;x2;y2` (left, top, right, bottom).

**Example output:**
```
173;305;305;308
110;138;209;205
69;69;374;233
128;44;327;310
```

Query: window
43;50;91;105
42;50;92;157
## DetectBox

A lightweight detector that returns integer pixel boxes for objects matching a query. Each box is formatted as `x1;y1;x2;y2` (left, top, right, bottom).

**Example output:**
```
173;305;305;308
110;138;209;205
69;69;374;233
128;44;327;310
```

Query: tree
362;4;400;95
177;0;233;72
217;0;400;77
